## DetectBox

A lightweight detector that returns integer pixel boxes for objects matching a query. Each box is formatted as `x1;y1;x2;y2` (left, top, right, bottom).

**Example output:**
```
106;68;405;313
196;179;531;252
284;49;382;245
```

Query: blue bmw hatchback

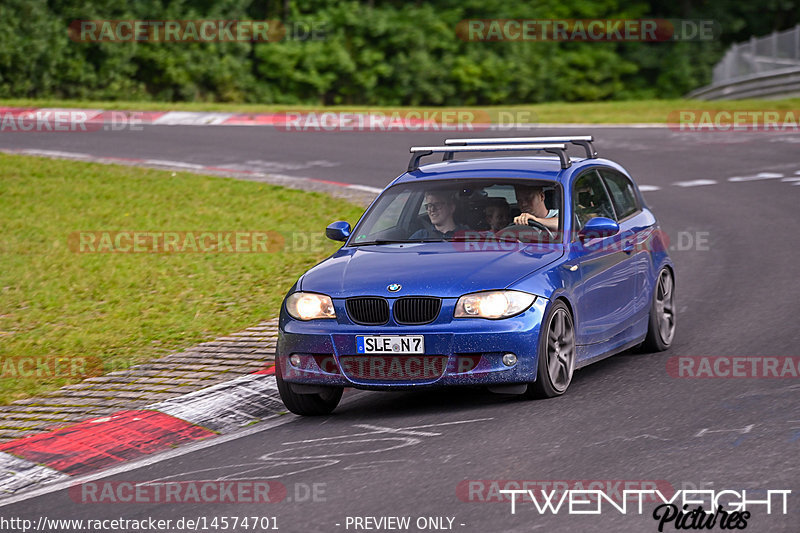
276;136;675;415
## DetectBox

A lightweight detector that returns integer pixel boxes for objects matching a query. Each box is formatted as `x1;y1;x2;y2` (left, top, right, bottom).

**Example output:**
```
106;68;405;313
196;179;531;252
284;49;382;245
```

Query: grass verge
2;98;800;124
0;154;364;403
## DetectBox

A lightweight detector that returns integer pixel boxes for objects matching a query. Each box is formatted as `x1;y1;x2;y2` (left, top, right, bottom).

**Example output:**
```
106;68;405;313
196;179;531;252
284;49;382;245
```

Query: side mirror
325;221;351;242
578;217;619;239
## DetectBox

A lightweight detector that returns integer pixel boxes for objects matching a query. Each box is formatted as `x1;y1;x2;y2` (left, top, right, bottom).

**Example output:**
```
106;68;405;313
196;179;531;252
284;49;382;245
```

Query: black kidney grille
393;297;441;325
346;297;390;325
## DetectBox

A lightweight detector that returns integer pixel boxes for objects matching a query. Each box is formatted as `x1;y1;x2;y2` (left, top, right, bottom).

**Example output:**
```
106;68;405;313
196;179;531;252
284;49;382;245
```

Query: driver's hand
514;212;536;225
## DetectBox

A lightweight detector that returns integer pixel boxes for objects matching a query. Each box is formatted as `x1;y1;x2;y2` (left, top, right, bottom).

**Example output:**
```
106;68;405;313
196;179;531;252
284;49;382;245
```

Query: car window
350;179;562;244
572;170;616;232
599;169;638;220
371;190;412;233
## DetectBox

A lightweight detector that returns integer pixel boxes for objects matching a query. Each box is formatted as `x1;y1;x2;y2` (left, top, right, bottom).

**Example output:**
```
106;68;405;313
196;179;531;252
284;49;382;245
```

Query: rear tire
642;267;676;352
276;363;343;416
526;300;576;399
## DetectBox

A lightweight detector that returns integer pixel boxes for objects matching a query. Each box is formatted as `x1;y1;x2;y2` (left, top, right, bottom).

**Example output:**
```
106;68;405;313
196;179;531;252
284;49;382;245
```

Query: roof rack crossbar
408;143;570;171
444;136;597;159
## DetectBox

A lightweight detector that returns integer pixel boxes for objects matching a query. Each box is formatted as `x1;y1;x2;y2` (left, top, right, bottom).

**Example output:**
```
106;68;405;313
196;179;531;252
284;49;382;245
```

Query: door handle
623;240;634;254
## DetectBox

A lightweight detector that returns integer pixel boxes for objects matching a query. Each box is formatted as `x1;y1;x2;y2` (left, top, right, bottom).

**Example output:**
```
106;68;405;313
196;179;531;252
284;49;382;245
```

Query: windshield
350;179;562;245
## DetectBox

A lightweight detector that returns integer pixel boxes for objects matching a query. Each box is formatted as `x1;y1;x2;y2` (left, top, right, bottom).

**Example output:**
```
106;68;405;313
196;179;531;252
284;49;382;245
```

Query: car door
571;170;638;345
598;168;650;317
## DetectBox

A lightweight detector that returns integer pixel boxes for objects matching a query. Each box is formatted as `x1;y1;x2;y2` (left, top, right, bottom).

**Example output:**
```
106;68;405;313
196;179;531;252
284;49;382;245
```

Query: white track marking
148;374;283;433
0;413;297;507
347;184;383;193
343;459;410;471
673;179;717;187
281;417;494;445
259;437;421;461
142;159;206;169
638;185;661;192
147;459;340;482
19;149;91;159
152;112;234;125
780;177;800;182
352;424;441;437
588;433;671;446
695;424;754;438
0;453;68;495
0;411;309;508
486;123;668;129
728;172;783;182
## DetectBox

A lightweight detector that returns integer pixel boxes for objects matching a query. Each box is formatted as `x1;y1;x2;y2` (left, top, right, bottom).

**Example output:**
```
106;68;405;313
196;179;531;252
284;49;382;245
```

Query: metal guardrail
688;66;800;100
688;25;800;100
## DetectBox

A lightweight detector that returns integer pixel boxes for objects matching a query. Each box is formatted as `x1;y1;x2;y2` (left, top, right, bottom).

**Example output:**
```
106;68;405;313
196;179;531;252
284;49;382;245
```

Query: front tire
527;300;576;399
276;364;343;416
642;267;676;352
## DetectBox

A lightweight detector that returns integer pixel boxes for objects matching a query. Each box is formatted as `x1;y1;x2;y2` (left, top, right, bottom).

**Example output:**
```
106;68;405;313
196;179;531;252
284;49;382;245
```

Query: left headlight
454;290;536;319
286;292;336;320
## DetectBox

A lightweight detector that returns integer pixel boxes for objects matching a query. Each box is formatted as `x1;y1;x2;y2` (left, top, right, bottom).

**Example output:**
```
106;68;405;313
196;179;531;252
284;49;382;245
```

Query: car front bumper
277;297;548;390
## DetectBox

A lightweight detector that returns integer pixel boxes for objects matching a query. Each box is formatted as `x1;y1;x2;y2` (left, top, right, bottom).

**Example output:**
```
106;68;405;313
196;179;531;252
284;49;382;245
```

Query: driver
513;185;559;231
409;190;469;239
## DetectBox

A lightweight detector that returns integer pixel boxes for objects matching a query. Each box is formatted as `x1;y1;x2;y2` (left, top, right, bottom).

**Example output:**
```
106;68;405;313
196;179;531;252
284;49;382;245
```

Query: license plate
356;335;424;354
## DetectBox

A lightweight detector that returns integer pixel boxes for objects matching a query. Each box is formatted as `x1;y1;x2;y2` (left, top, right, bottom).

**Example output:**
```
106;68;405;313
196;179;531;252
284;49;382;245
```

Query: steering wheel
525;218;553;236
495;221;555;243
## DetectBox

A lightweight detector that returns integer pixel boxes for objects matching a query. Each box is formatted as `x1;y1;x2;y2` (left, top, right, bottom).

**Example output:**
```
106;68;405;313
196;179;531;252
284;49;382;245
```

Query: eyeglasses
423;201;448;212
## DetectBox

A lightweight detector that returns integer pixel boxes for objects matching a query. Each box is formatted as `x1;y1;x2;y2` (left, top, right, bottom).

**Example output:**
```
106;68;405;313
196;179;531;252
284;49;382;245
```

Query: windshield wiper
351;239;411;246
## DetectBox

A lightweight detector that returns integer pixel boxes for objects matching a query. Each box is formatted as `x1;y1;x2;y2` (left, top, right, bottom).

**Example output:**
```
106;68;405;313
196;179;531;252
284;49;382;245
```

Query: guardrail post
772;30;778;58
749;36;758;74
796;25;800;60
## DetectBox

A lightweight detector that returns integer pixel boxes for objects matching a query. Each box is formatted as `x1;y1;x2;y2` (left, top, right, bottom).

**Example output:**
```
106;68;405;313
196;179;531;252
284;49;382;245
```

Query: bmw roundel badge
387;283;402;292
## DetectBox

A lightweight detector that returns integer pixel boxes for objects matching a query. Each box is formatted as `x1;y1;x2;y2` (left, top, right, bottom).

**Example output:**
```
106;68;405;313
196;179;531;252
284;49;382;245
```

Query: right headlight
454;290;536;319
285;292;336;320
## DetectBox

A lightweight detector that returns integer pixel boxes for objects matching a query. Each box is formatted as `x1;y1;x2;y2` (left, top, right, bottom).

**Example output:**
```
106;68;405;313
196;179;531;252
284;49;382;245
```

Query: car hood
299;242;564;298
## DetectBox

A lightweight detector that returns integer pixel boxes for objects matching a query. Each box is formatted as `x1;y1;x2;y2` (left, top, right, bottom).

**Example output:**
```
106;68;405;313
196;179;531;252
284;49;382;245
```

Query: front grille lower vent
346;297;390;325
393;297;441;325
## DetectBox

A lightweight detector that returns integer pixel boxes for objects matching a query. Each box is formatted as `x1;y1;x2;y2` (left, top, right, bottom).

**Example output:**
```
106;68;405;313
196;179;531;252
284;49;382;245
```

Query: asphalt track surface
2;126;800;532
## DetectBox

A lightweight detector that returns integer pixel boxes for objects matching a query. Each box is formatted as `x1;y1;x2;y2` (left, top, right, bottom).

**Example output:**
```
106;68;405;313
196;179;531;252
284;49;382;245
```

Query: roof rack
408;143;569;172
444;136;597;159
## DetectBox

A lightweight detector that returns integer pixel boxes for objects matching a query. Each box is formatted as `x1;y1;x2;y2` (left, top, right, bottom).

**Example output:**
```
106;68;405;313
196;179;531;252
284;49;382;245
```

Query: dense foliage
0;0;797;104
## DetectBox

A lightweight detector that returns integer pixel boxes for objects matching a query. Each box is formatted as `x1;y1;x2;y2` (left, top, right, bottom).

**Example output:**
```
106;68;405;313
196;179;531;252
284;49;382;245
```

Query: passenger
513;185;559;231
484;197;512;232
409;190;469;239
